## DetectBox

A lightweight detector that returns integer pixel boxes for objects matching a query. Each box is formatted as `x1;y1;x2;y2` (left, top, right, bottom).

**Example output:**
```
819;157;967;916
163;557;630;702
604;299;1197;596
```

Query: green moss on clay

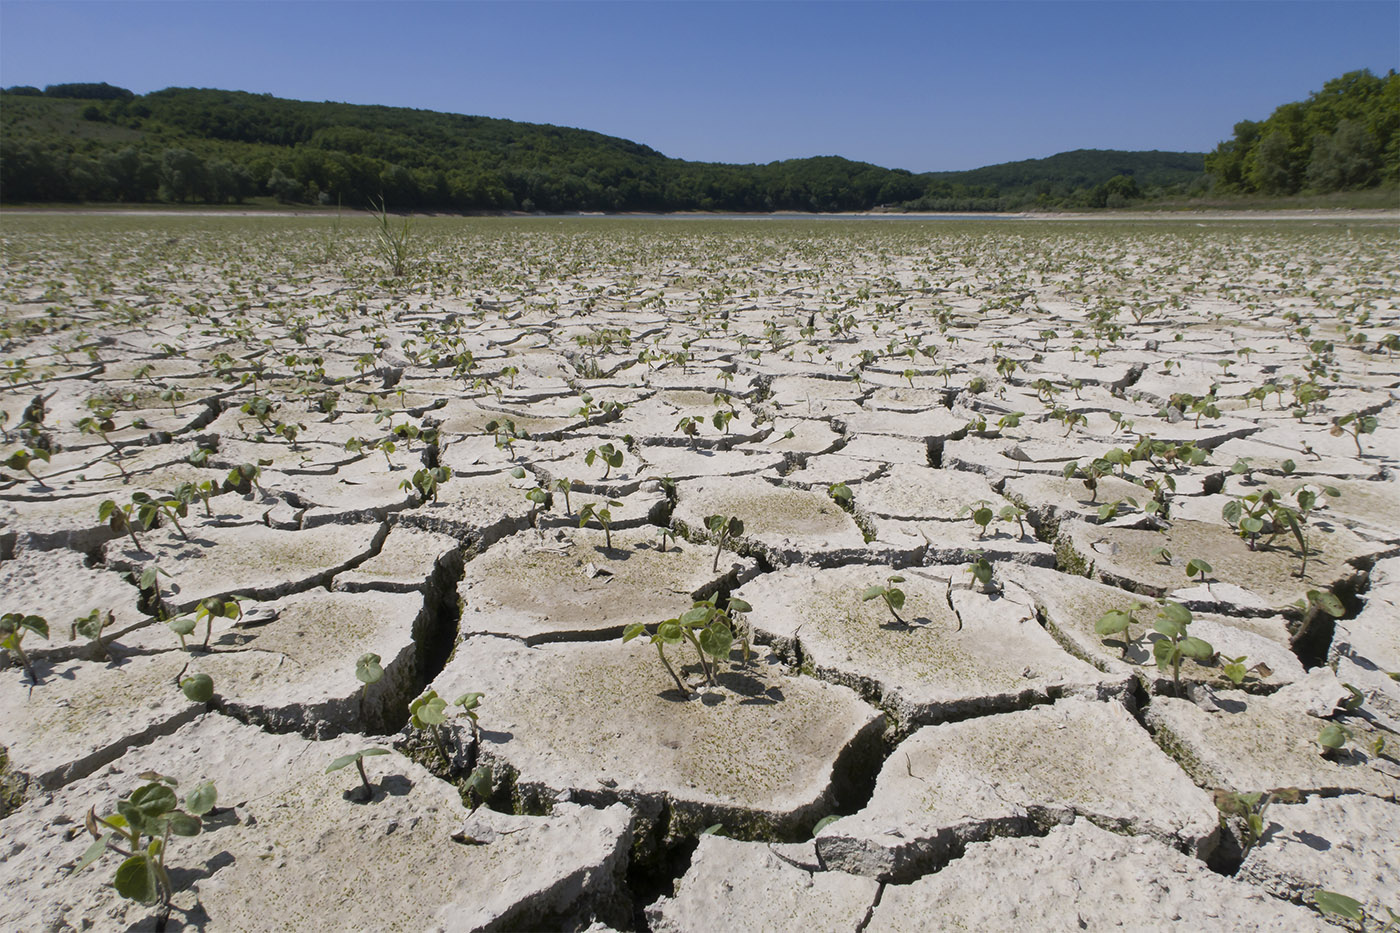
0;744;28;818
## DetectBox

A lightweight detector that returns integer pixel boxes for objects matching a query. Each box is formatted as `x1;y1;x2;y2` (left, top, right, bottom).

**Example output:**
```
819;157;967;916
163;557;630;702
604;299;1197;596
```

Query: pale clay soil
0;214;1397;931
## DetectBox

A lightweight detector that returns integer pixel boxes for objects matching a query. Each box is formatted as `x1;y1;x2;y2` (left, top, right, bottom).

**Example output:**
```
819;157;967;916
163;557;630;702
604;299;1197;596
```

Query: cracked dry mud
1;213;1398;931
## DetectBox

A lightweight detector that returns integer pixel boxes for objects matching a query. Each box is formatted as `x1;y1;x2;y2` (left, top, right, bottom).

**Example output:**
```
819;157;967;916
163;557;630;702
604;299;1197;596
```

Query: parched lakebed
1;213;1398;931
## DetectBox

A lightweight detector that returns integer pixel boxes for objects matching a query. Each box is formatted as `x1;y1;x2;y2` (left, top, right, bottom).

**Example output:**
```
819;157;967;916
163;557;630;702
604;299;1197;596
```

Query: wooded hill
5;73;1392;211
1;83;1205;211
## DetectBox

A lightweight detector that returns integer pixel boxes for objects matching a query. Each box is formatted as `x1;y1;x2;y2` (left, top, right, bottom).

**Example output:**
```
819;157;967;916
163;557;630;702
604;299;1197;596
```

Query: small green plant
484;418;524;457
1185;558;1212;585
180;673;214;702
1152;601;1213;696
1317;722;1352;756
78;408;130;481
1220;654;1273;685
1298;587;1346;620
578;500;621;550
355;652;383;720
77;774;218;917
72;608;115;661
409;689;464;767
1331;411;1379;456
400;465;452;504
584;442;624;479
967;554;994;592
1095;603;1147;659
552;477;576;514
99;498;146;553
194;597;241;650
623;595;737;695
997;503;1028;539
225;462;265;496
861;575;907;625
369;197;414;277
1;612;48;682
327;747;390;801
3;447;50;488
962;500;994;538
1216;790;1270;856
704;514;745;572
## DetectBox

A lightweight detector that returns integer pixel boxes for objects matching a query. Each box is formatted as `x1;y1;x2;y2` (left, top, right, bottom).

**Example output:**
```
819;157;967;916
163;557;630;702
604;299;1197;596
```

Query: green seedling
327;748;390;801
578;500;621;550
1299;588;1345;620
167;616;196;649
1151;546;1173;565
78;408;130;480
584;443;624;479
99;499;146;553
657;526;678;552
623;617;689;695
624;596;738;695
1216;791;1270;855
962;500;994;538
173;480;217;518
1;613;48;682
409;689;456;767
1221;655;1249;685
1096;498;1136;523
194;597;241;650
828;482;853;509
453;691;484;744
462;764;492;812
484;419;522;457
77;774;218;918
704;514;745;572
72;608;115;661
355;652;383;719
524;485;549;524
400;465;452;504
239;395;278;432
967;555;994;592
1317;722;1352;756
1185;558;1212;585
180;673;213;702
1152;601;1213;696
3;447;50;488
1095;603;1147;659
676;415;701;446
997;504;1028;539
552;477;576;514
861;575;907;624
132;491;190;540
728;596;754;662
1230;457;1256;484
225;462;265;496
1331;411;1379;456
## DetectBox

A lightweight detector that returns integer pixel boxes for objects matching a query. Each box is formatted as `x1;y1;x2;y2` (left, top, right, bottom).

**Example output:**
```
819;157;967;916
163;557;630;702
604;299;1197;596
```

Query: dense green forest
1205;70;1399;195
0;72;1391;212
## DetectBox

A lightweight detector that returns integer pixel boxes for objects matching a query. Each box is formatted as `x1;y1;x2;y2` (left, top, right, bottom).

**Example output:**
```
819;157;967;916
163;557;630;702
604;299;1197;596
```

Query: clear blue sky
2;1;1396;172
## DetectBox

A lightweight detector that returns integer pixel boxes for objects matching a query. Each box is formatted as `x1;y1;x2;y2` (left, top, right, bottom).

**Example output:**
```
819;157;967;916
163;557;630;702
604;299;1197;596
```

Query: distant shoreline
2;206;1396;222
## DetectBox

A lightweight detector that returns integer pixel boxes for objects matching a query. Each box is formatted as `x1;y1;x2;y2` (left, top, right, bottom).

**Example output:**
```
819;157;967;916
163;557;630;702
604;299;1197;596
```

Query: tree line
1205;69;1398;195
7;76;1384;212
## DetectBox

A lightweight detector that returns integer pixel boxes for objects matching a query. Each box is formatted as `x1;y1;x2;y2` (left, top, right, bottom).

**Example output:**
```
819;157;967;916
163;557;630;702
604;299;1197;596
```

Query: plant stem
355;756;373;798
655;643;688;695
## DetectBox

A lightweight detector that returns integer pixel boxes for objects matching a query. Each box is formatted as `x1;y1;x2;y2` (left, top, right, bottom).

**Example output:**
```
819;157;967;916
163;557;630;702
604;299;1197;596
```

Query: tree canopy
1205;69;1399;194
0;83;1212;210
